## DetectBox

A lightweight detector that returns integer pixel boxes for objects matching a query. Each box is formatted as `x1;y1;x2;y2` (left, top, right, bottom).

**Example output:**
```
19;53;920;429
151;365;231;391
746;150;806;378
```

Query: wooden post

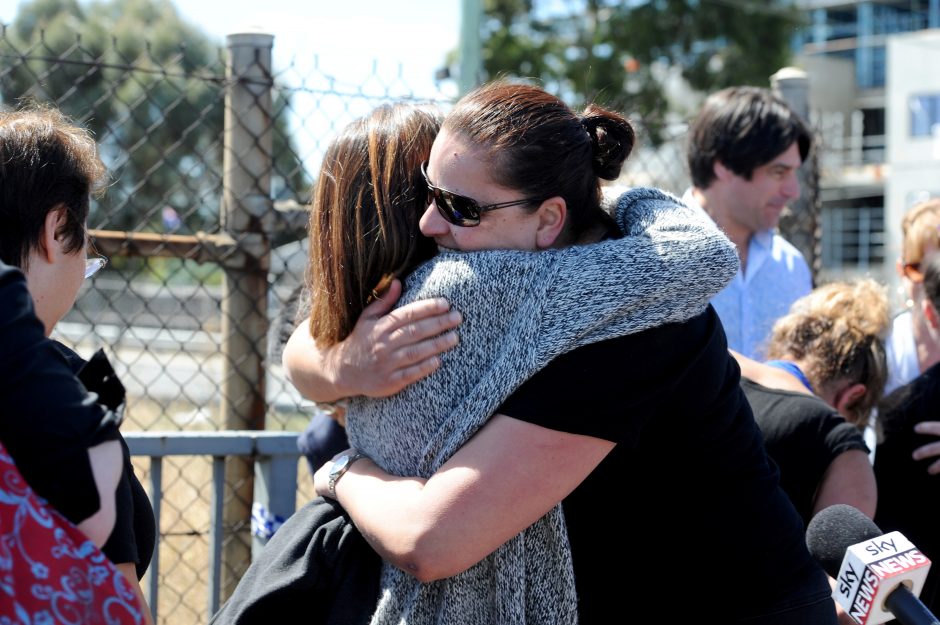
220;30;274;600
772;66;822;283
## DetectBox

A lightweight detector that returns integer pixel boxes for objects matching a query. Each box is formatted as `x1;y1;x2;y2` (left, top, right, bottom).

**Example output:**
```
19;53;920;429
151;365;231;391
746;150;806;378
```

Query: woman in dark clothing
733;278;890;524
0;260;148;623
875;252;940;616
0;106;155;622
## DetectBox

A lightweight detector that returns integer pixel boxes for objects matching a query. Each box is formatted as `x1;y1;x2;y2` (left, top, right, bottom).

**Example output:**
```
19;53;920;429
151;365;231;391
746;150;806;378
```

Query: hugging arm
286;189;736;404
283;279;461;402
541;188;738;342
314;415;613;582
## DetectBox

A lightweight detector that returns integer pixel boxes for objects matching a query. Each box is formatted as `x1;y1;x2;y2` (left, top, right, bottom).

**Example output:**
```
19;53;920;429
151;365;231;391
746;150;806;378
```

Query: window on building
910;94;940;137
827;9;859;39
861;108;885;163
821;196;885;270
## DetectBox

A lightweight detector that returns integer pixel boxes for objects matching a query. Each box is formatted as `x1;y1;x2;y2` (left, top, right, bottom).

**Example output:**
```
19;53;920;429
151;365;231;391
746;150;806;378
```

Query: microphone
806;504;936;625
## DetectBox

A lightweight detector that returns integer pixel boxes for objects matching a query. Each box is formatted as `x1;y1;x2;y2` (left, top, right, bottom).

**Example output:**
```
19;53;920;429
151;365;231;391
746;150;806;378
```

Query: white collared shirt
682;189;812;360
884;309;920;396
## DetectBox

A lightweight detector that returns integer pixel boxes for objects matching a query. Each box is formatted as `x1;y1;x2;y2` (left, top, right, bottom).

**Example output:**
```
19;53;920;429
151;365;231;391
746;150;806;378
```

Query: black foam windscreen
806;504;883;578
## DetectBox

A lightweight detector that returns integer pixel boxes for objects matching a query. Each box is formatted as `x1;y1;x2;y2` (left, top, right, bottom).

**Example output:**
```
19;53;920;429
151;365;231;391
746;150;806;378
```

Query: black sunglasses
420;161;544;227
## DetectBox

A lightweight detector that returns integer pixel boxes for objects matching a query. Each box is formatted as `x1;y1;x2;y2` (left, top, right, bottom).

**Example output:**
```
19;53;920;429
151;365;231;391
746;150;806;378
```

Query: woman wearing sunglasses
885;199;940;397
285;82;834;625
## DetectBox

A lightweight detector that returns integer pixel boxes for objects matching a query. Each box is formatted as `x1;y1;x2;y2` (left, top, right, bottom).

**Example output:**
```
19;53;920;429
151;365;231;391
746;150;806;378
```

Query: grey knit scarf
344;187;739;625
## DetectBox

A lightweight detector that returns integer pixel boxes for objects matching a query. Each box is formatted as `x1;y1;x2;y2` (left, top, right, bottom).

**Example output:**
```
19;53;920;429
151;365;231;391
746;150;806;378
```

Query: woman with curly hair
734;279;890;524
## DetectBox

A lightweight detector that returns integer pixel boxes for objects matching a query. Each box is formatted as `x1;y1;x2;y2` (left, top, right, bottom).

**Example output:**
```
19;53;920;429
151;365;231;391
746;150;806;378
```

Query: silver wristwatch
328;452;366;498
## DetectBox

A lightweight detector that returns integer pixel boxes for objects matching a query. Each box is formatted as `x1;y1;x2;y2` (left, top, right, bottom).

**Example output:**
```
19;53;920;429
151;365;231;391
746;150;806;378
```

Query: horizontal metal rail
124;431;301;620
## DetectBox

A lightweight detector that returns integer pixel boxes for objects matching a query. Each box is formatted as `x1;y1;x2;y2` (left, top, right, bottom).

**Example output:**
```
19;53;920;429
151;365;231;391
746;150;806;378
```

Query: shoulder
0;260;25;284
532;309;718;374
744;379;865;445
763;233;812;284
881;364;940;428
743;378;831;417
0;262;32;321
770;233;809;265
402;249;548;298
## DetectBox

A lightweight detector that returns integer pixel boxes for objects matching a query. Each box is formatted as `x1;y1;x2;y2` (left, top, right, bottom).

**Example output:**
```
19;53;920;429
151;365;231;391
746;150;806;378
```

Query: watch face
330;454;351;477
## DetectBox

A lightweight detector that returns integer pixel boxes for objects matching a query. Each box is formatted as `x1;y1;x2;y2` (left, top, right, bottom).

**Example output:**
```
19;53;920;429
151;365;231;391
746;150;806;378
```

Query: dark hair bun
581;105;635;180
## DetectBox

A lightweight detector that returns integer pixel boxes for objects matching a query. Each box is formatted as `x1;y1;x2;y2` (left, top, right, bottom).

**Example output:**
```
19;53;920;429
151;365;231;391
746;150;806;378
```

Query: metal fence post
251;435;301;557
772;66;822;283
221;30;274;600
459;0;483;94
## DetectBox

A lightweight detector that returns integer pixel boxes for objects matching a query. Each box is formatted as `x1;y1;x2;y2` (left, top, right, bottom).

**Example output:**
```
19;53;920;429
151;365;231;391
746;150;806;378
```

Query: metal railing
125;431;301;622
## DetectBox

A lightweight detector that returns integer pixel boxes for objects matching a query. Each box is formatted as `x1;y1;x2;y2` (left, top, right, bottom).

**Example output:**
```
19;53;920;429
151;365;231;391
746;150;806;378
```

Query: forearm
331;460;500;582
76;440;123;547
282;319;349;402
117;562;154;625
548;188;738;348
321;416;614;582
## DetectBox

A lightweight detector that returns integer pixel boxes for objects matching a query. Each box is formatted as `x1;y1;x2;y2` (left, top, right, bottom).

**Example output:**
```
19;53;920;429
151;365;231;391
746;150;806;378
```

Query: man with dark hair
684;86;814;359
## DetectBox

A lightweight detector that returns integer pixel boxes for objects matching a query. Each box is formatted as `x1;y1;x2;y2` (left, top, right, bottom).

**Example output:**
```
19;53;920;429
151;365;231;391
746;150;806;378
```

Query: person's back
501;307;829;621
734;279;887;530
742;381;869;525
874;253;940;616
875;363;940;614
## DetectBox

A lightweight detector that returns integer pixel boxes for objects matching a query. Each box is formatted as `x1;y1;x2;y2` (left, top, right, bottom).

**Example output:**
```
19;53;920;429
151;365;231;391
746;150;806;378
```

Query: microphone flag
833;531;931;625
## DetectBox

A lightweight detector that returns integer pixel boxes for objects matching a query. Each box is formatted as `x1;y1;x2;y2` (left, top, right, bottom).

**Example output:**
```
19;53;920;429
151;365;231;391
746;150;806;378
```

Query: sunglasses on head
420;161;545;227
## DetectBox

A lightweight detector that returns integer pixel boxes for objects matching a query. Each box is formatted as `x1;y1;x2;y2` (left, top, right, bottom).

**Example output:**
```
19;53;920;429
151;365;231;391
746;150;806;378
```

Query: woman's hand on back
283;279;462;402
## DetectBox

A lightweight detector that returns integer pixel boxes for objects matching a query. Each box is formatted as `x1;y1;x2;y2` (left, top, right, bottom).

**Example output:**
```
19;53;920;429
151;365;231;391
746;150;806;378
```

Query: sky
174;0;462;97
0;0;462;95
0;0;464;173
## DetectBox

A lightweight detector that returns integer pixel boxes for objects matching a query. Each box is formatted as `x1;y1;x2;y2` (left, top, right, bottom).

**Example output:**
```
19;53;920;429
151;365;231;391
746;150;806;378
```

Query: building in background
794;0;940;294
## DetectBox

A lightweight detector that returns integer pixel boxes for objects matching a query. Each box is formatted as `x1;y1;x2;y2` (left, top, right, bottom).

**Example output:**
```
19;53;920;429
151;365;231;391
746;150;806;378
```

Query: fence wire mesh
0;25;821;625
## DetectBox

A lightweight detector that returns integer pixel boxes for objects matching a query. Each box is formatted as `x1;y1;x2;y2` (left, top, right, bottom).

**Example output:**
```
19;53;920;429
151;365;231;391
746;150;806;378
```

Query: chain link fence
0;26;466;622
0;25;821;625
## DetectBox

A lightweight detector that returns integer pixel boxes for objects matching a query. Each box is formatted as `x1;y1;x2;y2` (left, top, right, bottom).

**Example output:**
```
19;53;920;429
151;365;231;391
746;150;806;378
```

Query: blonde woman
886;199;940;395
